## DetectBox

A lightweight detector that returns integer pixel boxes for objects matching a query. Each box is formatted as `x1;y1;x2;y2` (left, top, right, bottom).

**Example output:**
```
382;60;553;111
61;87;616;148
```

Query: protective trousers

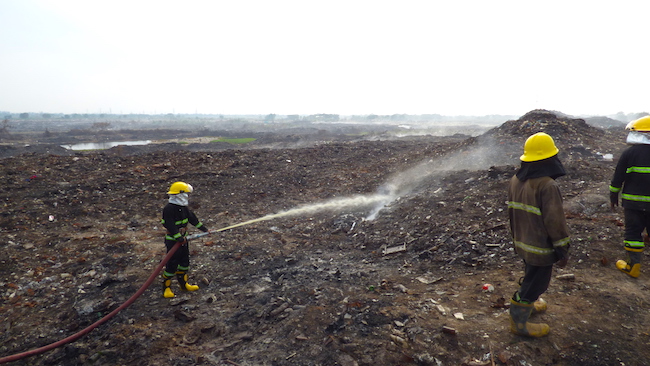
515;263;553;303
165;239;190;275
623;208;650;254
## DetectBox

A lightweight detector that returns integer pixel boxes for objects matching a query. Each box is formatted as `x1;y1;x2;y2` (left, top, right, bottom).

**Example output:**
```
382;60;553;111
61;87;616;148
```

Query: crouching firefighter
610;116;650;278
507;132;570;338
161;181;209;298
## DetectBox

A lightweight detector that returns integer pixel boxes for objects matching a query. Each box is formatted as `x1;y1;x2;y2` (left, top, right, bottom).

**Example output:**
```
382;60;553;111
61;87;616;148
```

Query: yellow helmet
520;132;559;162
167;181;193;194
626;116;650;132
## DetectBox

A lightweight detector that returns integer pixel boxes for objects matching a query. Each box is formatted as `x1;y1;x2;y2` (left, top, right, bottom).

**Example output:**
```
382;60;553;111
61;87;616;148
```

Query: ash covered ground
1;110;650;366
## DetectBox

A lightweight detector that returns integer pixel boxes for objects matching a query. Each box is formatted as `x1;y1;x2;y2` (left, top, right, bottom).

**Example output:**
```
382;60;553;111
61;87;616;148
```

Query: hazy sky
1;1;648;117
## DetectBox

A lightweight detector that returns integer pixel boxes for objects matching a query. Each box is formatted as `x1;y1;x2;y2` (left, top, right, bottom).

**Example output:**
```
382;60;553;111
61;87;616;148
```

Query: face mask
169;192;189;206
626;131;650;145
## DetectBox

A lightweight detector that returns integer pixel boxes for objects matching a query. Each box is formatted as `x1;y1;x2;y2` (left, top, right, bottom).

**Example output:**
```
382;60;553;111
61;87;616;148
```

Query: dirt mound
485;109;604;142
0;113;648;366
478;109;626;170
584;116;626;129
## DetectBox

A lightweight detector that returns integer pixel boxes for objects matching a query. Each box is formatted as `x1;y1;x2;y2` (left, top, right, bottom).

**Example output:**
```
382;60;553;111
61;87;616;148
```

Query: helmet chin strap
169;193;189;206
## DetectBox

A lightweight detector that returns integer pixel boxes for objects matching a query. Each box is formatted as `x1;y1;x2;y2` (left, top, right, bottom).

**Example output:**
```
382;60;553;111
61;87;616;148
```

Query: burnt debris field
2;110;650;366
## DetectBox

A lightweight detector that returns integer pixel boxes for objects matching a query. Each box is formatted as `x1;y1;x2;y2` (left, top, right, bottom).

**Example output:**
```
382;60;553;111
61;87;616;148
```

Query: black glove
610;191;619;209
555;247;569;268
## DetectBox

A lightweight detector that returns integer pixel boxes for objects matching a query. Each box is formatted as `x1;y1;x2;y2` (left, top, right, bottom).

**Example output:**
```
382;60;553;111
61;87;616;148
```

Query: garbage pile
1;111;648;366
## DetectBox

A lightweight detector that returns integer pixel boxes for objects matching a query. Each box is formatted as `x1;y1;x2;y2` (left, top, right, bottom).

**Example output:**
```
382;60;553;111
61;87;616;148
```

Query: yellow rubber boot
617;250;642;278
616;260;641;278
162;274;175;298
510;299;550;337
531;298;547;314
177;272;199;291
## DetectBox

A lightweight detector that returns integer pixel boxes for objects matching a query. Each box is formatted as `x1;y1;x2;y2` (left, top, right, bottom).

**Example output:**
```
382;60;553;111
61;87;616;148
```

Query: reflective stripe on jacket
161;203;206;242
610;144;650;211
507;175;570;266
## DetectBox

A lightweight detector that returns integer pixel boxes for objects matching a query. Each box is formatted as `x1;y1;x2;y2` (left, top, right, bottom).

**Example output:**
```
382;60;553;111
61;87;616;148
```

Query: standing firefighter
507;132;570;338
610;115;650;278
161;181;209;298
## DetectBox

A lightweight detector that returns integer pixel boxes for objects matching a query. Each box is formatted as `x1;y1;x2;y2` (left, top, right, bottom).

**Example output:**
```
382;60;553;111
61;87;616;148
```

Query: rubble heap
0;112;647;366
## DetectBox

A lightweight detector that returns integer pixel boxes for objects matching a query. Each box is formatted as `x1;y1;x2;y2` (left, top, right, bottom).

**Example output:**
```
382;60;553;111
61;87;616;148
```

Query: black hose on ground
0;240;185;364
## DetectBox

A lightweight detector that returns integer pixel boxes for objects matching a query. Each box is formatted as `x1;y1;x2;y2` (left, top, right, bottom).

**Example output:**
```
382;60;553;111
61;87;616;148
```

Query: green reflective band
177;265;190;271
624;240;645;248
174;218;189;225
507;201;541;216
626;166;650;174
196;222;203;229
166;233;182;240
622;193;650;203
553;237;570;248
161;219;166;224
514;241;555;255
609;185;621;193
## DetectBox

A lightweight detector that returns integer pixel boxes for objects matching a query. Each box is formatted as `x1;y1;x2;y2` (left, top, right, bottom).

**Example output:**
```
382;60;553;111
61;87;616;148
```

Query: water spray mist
198;138;513;234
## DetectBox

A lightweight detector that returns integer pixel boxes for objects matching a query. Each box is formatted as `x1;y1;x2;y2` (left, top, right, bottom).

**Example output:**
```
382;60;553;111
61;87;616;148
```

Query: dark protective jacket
610;144;650;211
507;157;570;266
161;203;208;242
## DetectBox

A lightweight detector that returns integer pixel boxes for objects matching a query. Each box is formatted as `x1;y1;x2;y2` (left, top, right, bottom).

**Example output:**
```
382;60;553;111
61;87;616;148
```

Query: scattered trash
390;334;408;348
206;294;218;303
442;326;456;335
453;312;465;320
597;153;613;161
394;284;409;293
1;115;634;364
416;276;443;284
48;215;55;222
435;304;447;316
491;297;509;309
463;359;490;366
482;283;494;292
556;273;575;281
382;243;407;255
173;310;196;322
269;302;290;317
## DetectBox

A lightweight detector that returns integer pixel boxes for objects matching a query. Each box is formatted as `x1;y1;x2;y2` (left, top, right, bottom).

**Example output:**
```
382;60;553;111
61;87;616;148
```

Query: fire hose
0;181;390;363
0;225;247;364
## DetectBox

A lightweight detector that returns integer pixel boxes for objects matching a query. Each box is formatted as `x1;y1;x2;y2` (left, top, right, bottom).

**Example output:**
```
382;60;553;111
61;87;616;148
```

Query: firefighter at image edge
507;132;570;338
610;115;650;278
160;181;209;298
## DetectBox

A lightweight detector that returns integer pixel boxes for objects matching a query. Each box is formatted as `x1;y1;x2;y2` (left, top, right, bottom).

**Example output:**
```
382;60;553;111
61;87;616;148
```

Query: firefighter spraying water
161;182;210;298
